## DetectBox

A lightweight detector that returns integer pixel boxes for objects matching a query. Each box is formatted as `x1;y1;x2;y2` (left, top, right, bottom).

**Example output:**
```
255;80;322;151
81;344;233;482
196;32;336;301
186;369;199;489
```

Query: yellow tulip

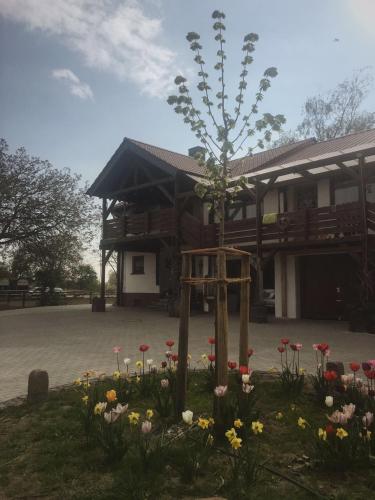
106;389;117;402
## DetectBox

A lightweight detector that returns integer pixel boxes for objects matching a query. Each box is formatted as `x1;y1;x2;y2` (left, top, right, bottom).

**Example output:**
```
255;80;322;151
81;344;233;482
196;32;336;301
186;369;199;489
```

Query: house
87;129;375;321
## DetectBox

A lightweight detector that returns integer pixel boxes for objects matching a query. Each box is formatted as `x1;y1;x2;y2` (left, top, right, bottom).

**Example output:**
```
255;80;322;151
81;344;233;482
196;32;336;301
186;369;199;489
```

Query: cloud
0;0;177;98
51;68;94;100
344;0;375;38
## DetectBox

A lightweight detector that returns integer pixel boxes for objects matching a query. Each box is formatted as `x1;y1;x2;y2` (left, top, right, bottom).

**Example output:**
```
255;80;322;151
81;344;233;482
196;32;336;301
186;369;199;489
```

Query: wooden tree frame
176;246;251;416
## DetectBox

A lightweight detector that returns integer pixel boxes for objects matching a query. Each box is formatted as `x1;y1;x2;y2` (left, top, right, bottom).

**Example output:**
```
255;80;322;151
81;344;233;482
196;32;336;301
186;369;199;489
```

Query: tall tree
167;10;285;246
0;138;95;249
274;69;375;146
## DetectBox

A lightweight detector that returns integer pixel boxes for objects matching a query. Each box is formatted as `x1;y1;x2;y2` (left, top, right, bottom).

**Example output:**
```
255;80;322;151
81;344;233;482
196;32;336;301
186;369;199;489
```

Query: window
334;185;359;205
132;256;144;274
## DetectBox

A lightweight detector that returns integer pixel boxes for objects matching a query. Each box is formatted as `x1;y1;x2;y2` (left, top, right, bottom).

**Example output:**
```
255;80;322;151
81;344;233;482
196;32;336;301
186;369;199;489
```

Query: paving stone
0;304;374;402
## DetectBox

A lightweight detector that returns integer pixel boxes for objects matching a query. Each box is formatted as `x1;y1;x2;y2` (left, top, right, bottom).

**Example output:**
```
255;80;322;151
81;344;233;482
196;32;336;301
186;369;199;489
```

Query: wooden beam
239;254;250;367
105;199;117;219
216;250;229;387
280;253;287;318
138;164;174;204
100;198;107;300
176;253;192;416
106;176;173;198
336;162;360;182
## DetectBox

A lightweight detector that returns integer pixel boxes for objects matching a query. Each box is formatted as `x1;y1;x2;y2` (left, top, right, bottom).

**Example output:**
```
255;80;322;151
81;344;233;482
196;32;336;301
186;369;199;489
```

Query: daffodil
82;382;91;390
136;376;141;383
251;421;264;435
234;419;243;429
208;417;215;426
136;361;143;369
336;427;348;440
128;412;140;425
82;395;89;405
146;409;154;419
207;434;214;446
276;412;283;420
290;404;296;411
230;437;242;449
198;418;210;429
318;428;327;441
225;427;237;442
113;370;121;380
94;402;107;415
297;417;307;429
74;378;82;386
201;354;208;361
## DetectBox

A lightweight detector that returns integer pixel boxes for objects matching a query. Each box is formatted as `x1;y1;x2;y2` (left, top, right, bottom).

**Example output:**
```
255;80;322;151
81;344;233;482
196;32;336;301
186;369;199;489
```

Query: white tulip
123;358;131;365
325;396;333;407
242;374;250;384
146;359;153;366
182;410;193;425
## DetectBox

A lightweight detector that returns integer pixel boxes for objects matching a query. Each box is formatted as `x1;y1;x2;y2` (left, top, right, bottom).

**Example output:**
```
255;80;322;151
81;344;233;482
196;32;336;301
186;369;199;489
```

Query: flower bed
0;339;374;499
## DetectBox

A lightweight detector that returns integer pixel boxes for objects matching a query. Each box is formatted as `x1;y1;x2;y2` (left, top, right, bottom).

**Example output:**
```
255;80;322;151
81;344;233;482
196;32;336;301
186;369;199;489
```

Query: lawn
0;364;374;500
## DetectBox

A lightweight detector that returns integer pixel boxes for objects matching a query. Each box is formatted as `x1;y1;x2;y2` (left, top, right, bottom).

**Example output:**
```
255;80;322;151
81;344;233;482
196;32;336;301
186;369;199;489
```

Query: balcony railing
103;202;372;247
204;201;369;247
103;207;177;241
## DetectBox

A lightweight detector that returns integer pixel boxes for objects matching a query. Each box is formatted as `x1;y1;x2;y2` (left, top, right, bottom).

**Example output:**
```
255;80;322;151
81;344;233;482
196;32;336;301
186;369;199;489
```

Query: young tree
0;138;96;249
167;10;284;416
167;10;285;246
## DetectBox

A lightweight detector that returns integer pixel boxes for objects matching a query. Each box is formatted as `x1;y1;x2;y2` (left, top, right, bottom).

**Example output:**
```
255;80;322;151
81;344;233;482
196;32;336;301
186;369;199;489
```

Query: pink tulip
112;346;122;353
141;421;152;434
214;385;227;397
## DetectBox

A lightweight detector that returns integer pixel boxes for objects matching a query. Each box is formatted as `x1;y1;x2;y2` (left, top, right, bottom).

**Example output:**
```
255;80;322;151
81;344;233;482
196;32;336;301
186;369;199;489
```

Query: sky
1;0;375;270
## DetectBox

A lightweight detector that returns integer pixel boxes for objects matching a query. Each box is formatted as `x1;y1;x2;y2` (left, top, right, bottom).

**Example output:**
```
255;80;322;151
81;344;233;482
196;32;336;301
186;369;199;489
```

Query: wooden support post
359;156;370;302
281;253;288;318
100;198;107;301
176;253;192;417
255;184;264;304
216;250;228;387
239;255;250;367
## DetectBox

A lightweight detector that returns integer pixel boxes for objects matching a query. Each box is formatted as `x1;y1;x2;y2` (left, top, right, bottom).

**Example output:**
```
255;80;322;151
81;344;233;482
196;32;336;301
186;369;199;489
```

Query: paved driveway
1;304;375;402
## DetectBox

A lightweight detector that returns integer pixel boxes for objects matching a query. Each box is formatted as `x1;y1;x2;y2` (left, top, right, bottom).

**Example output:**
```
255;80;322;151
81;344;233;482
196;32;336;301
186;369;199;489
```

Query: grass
0;372;374;499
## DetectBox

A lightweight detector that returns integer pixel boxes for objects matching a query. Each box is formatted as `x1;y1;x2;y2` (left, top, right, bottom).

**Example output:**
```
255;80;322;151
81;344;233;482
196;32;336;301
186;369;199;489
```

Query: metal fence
0;290;116;310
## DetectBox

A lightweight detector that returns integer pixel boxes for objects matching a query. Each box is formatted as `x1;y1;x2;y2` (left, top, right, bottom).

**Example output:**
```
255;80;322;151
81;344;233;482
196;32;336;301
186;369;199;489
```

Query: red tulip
277;346;285;353
171;354;178;362
247;348;254;357
318;343;329;353
228;361;237;370
239;365;249;375
325;424;335;435
161;361;167;368
324;370;338;382
349;362;360;372
364;370;375;380
139;344;150;352
166;340;175;347
208;337;216;345
281;338;289;345
208;354;216;363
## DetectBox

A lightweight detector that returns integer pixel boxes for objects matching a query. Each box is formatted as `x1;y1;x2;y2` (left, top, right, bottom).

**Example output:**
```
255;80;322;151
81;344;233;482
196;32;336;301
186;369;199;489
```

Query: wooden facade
87;131;375;320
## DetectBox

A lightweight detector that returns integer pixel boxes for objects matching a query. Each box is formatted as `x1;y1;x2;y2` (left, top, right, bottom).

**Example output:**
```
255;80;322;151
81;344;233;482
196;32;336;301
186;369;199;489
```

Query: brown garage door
300;254;358;320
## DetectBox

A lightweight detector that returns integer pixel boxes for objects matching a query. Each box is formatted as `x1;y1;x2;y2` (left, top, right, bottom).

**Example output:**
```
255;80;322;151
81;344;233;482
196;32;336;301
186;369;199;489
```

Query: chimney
188;146;206;160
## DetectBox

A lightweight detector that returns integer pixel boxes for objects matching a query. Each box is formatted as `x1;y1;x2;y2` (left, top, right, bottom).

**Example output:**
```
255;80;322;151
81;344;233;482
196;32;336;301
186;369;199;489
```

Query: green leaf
244;33;259;42
174;76;186;85
264;67;278;78
186;32;200;42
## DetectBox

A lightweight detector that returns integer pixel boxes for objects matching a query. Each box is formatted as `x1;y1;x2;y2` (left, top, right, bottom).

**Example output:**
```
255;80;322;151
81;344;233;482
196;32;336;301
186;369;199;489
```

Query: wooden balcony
103;207;177;242
204;202;370;248
102;202;371;250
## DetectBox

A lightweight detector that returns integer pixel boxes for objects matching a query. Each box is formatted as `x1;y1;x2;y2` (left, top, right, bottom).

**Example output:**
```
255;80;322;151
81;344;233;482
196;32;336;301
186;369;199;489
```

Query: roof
87;128;375;197
128;139;205;176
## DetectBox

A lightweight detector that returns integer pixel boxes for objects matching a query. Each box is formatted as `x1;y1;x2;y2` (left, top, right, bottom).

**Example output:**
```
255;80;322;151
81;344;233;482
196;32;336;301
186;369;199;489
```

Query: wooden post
216;250;228;387
281;253;288;318
239;255;250;367
359;156;370;302
255;184;264;304
100;198;107;301
176;253;192;417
